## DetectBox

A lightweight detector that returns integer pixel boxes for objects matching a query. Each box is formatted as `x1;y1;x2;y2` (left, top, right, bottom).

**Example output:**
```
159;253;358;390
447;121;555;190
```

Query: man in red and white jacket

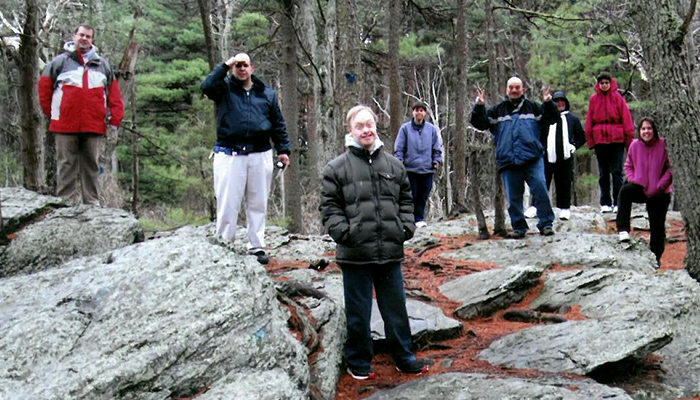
38;24;124;205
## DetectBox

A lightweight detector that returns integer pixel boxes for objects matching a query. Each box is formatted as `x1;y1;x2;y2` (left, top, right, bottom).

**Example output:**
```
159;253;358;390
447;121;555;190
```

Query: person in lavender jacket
394;101;443;228
616;117;673;268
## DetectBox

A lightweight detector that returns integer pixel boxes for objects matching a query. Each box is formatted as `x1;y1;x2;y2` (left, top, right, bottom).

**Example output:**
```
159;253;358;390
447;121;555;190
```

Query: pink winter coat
584;78;635;148
625;136;673;198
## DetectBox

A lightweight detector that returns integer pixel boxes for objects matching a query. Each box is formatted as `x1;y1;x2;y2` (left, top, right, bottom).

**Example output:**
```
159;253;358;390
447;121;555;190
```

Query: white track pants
213;149;273;250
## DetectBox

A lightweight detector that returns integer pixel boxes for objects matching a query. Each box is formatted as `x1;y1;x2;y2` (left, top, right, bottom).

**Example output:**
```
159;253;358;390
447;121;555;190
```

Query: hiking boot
559;209;571;220
396;359;429;375
251;250;269;265
347;367;376;380
540;226;555;236
618;231;630;243
524;206;537;218
507;231;527;239
601;205;613;213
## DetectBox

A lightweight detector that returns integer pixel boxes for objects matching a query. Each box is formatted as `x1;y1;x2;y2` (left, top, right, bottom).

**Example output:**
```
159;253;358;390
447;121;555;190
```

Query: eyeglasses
599;81;611;85
234;62;249;68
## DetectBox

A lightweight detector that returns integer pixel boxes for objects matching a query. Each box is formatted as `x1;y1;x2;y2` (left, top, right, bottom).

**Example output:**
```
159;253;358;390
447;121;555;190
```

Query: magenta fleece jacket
624;137;673;197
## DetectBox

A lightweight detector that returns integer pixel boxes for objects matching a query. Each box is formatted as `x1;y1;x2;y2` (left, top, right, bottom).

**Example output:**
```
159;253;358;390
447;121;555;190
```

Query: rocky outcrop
366;372;633;399
0;225;308;400
0;187;65;235
439;265;544;319
0;205;143;278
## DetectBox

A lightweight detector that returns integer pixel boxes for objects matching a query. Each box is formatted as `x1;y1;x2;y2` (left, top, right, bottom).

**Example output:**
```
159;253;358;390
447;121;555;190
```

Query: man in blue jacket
470;77;558;238
394;101;443;228
201;53;291;264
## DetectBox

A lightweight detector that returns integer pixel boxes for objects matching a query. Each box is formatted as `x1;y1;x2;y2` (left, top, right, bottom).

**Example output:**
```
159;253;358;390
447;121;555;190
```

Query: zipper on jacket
367;152;383;259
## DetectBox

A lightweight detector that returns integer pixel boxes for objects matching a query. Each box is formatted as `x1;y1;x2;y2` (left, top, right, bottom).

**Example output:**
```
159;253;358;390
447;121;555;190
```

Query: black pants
594;143;625;207
407;172;434;223
616;183;671;262
545;158;573;209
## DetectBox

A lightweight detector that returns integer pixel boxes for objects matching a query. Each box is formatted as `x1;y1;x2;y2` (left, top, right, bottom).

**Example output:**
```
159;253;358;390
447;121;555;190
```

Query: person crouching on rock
616;117;673;269
319;105;429;380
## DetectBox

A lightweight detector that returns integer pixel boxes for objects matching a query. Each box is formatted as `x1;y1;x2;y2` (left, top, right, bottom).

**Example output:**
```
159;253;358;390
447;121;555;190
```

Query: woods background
2;0;700;279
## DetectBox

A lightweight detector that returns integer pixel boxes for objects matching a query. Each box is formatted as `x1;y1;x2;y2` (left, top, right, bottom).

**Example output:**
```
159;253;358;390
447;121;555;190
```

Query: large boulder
0;225;308;400
366;372;632;399
0;187;65;235
0;205;143;278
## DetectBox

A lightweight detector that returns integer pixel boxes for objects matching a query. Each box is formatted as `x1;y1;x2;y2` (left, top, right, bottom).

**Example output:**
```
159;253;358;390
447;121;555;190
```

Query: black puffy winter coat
320;144;415;265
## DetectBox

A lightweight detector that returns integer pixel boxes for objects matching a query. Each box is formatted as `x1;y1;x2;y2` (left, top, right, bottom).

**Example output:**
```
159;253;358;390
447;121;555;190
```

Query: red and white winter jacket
38;42;124;134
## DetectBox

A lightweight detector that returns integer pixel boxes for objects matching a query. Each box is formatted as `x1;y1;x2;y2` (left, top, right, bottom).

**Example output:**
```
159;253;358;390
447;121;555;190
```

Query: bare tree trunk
197;0;217;70
18;0;43;192
130;83;139;216
629;0;700;280
280;0;303;233
452;0;468;210
0;191;6;245
334;0;360;153
388;0;401;143
486;0;506;235
44;123;56;194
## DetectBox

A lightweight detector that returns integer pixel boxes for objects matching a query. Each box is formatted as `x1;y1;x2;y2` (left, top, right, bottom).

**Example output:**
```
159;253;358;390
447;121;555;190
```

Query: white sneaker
601;205;613;213
416;221;427;228
524;206;537;218
618;231;630;242
613;206;618;213
559;209;571;220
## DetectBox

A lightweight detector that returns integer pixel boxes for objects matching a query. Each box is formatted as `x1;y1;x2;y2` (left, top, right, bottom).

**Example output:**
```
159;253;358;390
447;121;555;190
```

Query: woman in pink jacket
617;117;673;268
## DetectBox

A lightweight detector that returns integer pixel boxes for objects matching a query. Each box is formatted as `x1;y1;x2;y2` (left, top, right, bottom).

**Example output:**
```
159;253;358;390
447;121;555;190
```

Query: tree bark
280;0;304;233
18;0;43;192
629;0;700;280
388;0;401;143
0;191;6;245
197;0;217;70
334;0;360;153
452;0;468;209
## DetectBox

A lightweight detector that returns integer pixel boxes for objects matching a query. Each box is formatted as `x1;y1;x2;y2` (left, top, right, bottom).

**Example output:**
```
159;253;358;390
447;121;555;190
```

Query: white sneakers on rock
613;206;618;213
416;221;427;228
524;206;537;219
601;205;613;213
559;209;571;220
618;231;630;243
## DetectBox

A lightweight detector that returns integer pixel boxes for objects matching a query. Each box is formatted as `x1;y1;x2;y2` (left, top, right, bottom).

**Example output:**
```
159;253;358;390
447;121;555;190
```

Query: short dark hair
74;24;95;38
412;101;427;111
597;71;612;82
637;117;658;138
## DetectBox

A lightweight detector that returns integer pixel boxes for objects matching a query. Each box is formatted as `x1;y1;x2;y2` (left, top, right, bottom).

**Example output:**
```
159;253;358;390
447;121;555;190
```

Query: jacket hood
594;77;619;95
345;132;384;154
552;91;570;111
64;41;100;62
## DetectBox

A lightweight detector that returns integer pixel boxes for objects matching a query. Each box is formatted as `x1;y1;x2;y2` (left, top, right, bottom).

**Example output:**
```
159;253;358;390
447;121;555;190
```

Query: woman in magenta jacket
616;117;673;268
585;72;635;213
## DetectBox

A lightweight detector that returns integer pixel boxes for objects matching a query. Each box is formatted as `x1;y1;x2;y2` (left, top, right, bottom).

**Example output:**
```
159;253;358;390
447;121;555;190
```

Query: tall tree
452;0;468;209
18;0;43;192
629;0;700;280
197;0;216;70
335;0;360;153
280;0;303;233
388;0;401;142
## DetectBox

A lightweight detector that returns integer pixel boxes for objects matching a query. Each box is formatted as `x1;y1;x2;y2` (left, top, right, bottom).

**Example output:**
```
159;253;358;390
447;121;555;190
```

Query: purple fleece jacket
624;136;673;197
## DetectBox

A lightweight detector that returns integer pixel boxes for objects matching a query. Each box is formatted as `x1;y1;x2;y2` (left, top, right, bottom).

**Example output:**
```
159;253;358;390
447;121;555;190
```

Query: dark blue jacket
201;63;291;155
470;96;558;170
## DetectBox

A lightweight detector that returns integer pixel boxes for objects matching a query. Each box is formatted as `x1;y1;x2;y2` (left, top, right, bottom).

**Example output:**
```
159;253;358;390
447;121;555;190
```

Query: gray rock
439;265;544;319
196;369;307;400
371;298;463;343
0;205;143;278
0;225;308;400
366;372;632;399
278;269;345;400
269;234;336;263
479;319;672;375
0;187;65;234
532;268;700;397
442;232;658;273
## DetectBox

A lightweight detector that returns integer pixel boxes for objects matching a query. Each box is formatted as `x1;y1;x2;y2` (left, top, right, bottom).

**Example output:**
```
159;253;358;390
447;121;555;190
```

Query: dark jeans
501;157;554;233
594;143;625;207
545;158;573;209
616;183;671;262
340;262;416;371
407;172;434;222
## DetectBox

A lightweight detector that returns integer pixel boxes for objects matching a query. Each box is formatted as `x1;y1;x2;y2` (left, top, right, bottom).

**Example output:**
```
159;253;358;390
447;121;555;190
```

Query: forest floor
266;218;693;400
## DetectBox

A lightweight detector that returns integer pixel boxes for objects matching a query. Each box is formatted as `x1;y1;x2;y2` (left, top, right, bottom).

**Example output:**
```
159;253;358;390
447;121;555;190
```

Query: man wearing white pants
201;53;290;264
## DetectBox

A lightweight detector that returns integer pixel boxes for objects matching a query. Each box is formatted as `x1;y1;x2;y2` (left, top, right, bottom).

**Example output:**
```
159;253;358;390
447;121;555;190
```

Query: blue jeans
407;172;434;222
501;157;554;233
340;262;415;371
594;143;625;207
